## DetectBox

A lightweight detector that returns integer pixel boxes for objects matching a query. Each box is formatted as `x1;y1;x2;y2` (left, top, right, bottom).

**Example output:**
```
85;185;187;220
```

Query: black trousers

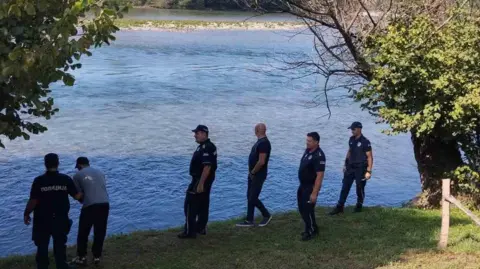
183;181;212;236
77;203;110;258
33;217;71;269
338;165;367;206
246;177;270;222
297;185;318;234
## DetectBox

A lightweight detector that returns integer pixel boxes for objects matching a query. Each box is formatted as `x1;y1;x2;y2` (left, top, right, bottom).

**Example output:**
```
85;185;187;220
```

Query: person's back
72;157;110;266
73;166;109;208
24;153;82;269
32;172;75;224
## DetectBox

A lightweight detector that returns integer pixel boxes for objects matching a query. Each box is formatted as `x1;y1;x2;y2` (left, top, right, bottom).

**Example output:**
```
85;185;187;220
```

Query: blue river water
0;29;420;257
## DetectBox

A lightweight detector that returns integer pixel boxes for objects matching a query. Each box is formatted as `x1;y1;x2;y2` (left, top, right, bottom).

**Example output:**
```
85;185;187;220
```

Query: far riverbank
115;19;305;31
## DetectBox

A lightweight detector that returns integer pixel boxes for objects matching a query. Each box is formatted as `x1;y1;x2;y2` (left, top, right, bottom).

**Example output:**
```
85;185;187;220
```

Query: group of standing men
179;121;373;242
22;120;373;269
23;155;110;269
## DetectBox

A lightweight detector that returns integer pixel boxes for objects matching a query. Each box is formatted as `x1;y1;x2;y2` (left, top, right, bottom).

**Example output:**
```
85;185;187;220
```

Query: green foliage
0;0;129;148
358;9;480;194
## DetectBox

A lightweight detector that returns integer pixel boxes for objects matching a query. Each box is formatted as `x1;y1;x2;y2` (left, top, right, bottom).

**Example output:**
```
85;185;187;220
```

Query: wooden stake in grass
438;178;450;249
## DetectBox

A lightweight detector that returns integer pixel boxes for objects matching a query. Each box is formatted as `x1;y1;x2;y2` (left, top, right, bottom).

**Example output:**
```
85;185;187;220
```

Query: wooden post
438;178;450;249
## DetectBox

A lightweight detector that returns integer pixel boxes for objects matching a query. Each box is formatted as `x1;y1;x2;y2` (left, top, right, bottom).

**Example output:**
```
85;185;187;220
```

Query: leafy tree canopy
0;0;128;148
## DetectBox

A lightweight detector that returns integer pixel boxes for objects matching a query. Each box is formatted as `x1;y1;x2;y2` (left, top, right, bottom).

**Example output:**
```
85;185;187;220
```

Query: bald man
236;123;272;227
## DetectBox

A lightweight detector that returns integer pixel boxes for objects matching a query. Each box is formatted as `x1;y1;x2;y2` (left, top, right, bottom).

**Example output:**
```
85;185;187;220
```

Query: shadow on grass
1;207;479;269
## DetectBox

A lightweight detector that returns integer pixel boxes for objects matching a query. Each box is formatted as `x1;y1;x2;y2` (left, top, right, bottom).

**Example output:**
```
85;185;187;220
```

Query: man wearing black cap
71;157;110;266
297;132;326;241
178;124;218;239
23;153;83;269
329;121;373;215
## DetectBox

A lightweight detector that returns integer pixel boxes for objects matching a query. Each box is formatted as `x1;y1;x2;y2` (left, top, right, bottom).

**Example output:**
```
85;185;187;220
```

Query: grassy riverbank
114;19;304;31
1;207;480;269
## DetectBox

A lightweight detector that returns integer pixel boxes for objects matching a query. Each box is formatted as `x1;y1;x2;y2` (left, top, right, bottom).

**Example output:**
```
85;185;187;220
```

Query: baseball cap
75;157;89;169
348;121;363;129
192;125;209;133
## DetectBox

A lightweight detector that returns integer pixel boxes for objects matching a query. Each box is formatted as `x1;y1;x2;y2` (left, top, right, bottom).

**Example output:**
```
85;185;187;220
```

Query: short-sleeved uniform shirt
189;139;217;192
248;137;271;180
298;147;326;186
29;171;78;225
348;135;372;166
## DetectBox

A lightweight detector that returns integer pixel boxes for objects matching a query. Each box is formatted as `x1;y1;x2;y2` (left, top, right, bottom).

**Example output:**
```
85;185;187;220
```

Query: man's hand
24;215;31;225
248;172;255;181
365;171;372;180
196;183;204;193
309;193;318;204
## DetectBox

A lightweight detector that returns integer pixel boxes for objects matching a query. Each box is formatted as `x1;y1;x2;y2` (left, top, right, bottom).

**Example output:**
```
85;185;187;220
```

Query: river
0;9;420;257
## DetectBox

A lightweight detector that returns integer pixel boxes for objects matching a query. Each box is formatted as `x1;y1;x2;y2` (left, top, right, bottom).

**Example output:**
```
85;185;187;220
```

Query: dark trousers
77;203;110;258
246;177;270;222
33;217;71;269
337;165;367;206
297;185;318;234
183;184;212;235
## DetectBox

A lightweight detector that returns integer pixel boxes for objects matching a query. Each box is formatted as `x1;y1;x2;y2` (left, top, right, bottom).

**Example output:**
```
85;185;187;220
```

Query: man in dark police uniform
297;132;326;241
178;125;218;239
24;153;83;269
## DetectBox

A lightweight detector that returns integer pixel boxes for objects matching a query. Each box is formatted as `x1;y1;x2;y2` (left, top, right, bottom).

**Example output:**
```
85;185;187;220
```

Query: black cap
44;153;59;169
348;121;363;129
75;157;89;169
192;125;209;133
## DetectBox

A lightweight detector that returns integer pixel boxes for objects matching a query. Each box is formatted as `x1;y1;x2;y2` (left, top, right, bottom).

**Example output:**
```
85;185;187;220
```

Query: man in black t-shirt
329;122;374;215
236;123;272;227
297;132;326;241
24;153;83;269
178;125;218;239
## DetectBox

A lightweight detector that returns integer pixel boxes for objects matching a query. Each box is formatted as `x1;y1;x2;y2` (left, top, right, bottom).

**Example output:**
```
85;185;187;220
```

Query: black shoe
197;227;207;235
177;232;196;239
301;231;316;241
354;204;363;213
258;215;272;227
328;205;344;215
235;220;255;227
93;257;101;265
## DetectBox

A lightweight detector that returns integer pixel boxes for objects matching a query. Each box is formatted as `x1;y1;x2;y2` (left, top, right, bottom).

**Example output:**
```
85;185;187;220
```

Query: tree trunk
411;132;464;208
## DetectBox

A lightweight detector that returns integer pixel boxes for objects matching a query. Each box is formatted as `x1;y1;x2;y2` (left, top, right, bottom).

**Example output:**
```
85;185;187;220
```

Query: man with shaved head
236;123;272;227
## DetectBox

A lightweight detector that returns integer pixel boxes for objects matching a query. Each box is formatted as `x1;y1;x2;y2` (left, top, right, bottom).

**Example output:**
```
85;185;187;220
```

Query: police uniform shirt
189;139;217;189
348;135;372;165
29;171;78;223
248;137;271;179
298;147;326;185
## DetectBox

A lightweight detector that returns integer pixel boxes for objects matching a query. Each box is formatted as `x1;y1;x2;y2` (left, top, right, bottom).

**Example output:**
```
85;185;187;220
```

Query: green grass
114;19;304;30
1;207;480;269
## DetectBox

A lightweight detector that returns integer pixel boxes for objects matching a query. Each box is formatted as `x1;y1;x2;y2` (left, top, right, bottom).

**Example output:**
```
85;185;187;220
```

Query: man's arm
67;177;83;201
365;150;373;179
197;145;215;193
344;149;351;166
365;140;373;180
24;180;39;225
198;165;212;192
310;171;325;204
310;153;326;204
250;153;267;175
24;199;37;225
